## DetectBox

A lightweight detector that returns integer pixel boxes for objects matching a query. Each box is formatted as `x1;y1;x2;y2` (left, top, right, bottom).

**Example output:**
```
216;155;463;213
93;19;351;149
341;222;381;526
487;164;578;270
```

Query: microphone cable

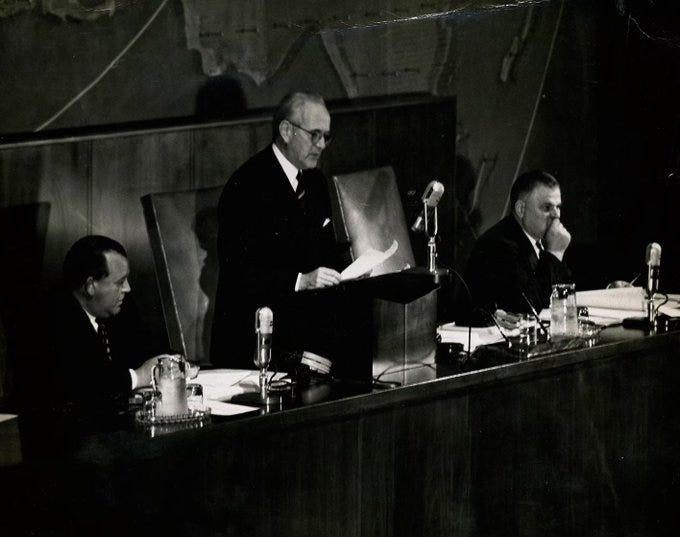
437;262;473;362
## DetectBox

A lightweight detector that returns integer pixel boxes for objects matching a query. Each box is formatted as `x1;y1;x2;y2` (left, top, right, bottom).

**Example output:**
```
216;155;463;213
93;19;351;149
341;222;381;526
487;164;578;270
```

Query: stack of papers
437;323;511;352
538;287;680;326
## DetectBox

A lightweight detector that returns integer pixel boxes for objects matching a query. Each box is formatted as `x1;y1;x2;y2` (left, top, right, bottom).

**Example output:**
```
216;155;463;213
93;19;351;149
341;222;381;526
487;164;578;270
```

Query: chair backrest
141;187;221;364
0;202;51;407
330;166;414;275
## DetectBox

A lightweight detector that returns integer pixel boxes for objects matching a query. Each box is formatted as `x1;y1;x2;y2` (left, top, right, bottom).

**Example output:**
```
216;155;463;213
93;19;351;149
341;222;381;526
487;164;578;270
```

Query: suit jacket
16;286;156;418
463;215;572;323
211;146;341;368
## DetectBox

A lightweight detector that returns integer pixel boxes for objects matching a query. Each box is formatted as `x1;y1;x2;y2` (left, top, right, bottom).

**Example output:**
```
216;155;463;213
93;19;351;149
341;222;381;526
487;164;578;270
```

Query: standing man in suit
463;170;572;323
17;235;165;425
211;92;343;369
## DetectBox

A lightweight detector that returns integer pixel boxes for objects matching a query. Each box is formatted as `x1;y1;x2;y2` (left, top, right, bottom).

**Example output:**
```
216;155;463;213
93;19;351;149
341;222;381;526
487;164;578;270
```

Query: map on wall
181;0;457;96
0;0;117;20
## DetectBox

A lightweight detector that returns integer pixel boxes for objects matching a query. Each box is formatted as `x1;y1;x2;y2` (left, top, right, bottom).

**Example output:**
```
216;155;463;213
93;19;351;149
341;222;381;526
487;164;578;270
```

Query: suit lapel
508;216;539;271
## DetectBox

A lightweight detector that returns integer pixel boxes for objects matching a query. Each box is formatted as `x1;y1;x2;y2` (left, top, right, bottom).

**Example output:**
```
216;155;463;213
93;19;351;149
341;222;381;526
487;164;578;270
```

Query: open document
340;240;399;281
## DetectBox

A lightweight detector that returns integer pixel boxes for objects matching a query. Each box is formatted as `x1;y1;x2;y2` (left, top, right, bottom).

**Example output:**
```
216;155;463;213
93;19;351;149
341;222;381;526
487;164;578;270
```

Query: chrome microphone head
422;180;445;207
646;242;662;267
411;180;445;232
254;306;273;369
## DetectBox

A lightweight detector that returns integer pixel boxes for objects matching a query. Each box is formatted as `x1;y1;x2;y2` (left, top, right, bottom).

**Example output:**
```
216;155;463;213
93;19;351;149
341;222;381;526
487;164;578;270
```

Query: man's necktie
97;320;113;361
536;240;544;257
295;170;306;201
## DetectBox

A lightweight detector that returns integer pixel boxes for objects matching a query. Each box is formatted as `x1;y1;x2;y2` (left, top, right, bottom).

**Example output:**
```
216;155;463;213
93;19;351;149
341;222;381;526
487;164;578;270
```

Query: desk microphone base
231;391;283;411
622;314;680;333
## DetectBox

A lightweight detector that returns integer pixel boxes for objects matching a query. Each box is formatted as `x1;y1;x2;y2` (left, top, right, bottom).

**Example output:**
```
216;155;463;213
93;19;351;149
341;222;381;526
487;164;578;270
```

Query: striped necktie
97;320;113;361
295;170;306;201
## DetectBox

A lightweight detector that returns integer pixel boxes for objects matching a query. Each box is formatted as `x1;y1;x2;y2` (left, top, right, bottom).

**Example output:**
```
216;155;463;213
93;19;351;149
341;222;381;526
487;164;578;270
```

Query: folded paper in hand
340;240;399;281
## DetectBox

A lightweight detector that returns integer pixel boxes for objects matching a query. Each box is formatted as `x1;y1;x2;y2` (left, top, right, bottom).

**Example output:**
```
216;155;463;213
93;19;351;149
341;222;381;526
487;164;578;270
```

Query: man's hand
494;309;522;330
135;354;181;387
134;357;158;388
298;267;341;290
543;218;571;261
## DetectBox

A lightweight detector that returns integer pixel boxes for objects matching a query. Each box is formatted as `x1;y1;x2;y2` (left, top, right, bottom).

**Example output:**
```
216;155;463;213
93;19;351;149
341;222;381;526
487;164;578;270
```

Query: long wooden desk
2;327;680;536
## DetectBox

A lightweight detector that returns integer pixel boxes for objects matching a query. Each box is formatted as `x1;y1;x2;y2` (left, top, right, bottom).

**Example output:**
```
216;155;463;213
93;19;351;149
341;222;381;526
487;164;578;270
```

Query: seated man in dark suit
211;92;344;370
16;236;166;427
464;170;572;324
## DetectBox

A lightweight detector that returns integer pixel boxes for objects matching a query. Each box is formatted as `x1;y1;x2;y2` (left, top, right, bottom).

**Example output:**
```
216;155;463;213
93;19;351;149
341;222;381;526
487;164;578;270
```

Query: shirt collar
82;307;98;332
272;143;300;191
522;228;542;258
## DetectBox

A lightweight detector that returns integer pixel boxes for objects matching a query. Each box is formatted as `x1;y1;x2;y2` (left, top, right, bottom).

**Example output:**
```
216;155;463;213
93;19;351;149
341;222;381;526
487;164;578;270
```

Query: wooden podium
304;268;440;384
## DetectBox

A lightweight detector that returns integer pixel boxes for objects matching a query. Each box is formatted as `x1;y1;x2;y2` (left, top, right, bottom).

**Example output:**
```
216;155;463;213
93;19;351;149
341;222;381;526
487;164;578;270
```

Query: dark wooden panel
0;142;91;285
3;330;679;536
90;132;194;342
193;121;271;187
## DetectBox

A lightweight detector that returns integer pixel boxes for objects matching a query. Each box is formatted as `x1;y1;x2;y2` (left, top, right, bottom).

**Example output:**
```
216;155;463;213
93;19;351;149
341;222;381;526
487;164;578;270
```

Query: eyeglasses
286;120;332;146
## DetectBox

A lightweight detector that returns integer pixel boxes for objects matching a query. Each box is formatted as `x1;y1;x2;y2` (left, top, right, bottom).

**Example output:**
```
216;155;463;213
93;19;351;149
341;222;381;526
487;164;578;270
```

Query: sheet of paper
194;369;285;402
340;240;398;281
206;401;259;416
0;413;17;424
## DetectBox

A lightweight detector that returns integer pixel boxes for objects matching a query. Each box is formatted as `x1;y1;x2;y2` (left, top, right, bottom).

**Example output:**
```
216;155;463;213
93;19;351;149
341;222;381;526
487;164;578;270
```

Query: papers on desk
537;287;680;326
193;369;285;414
206;401;259;416
340;240;398;281
437;323;512;352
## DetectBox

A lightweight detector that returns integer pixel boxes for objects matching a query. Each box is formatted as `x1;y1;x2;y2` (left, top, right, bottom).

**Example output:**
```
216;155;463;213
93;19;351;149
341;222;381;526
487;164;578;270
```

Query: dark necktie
295;170;306;201
97;320;113;361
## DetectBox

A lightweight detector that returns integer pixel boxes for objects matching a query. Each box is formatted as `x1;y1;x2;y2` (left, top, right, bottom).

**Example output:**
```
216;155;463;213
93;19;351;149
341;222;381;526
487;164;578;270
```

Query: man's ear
279;120;292;144
84;277;97;298
514;199;525;218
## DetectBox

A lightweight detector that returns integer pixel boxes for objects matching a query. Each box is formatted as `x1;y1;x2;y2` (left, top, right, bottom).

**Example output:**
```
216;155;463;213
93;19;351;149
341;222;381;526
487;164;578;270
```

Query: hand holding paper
340;240;399;281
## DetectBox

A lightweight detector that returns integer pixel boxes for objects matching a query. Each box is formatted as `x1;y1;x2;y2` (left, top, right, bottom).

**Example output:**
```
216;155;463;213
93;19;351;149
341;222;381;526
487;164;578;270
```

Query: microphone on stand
645;242;661;299
645;242;661;327
254;306;273;370
411;180;445;232
623;242;663;331
233;306;283;409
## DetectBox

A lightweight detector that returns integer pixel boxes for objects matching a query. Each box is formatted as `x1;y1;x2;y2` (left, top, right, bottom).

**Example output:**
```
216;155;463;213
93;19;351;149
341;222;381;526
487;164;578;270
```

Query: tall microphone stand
645;264;660;331
422;199;449;284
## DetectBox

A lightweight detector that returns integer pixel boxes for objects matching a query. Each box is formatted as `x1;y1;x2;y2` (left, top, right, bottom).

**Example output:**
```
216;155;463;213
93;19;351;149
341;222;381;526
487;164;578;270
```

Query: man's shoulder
220;146;277;195
233;146;275;179
475;215;521;246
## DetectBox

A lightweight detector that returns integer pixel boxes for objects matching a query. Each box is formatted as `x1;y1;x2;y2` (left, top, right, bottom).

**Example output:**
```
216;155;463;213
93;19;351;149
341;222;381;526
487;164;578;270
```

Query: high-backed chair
141;187;221;365
330;166;438;383
0;202;51;409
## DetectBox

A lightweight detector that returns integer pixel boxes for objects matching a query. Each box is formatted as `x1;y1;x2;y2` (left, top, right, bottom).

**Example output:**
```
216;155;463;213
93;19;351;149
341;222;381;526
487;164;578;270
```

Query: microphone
411;180;445;232
254;306;273;369
645;242;661;299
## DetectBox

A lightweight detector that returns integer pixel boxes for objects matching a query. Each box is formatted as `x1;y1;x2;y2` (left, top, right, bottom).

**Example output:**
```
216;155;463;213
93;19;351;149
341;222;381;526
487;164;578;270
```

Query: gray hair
272;92;326;141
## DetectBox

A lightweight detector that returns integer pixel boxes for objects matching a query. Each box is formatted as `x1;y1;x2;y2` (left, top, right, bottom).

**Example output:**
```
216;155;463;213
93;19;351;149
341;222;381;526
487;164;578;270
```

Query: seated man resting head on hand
463;170;573;325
